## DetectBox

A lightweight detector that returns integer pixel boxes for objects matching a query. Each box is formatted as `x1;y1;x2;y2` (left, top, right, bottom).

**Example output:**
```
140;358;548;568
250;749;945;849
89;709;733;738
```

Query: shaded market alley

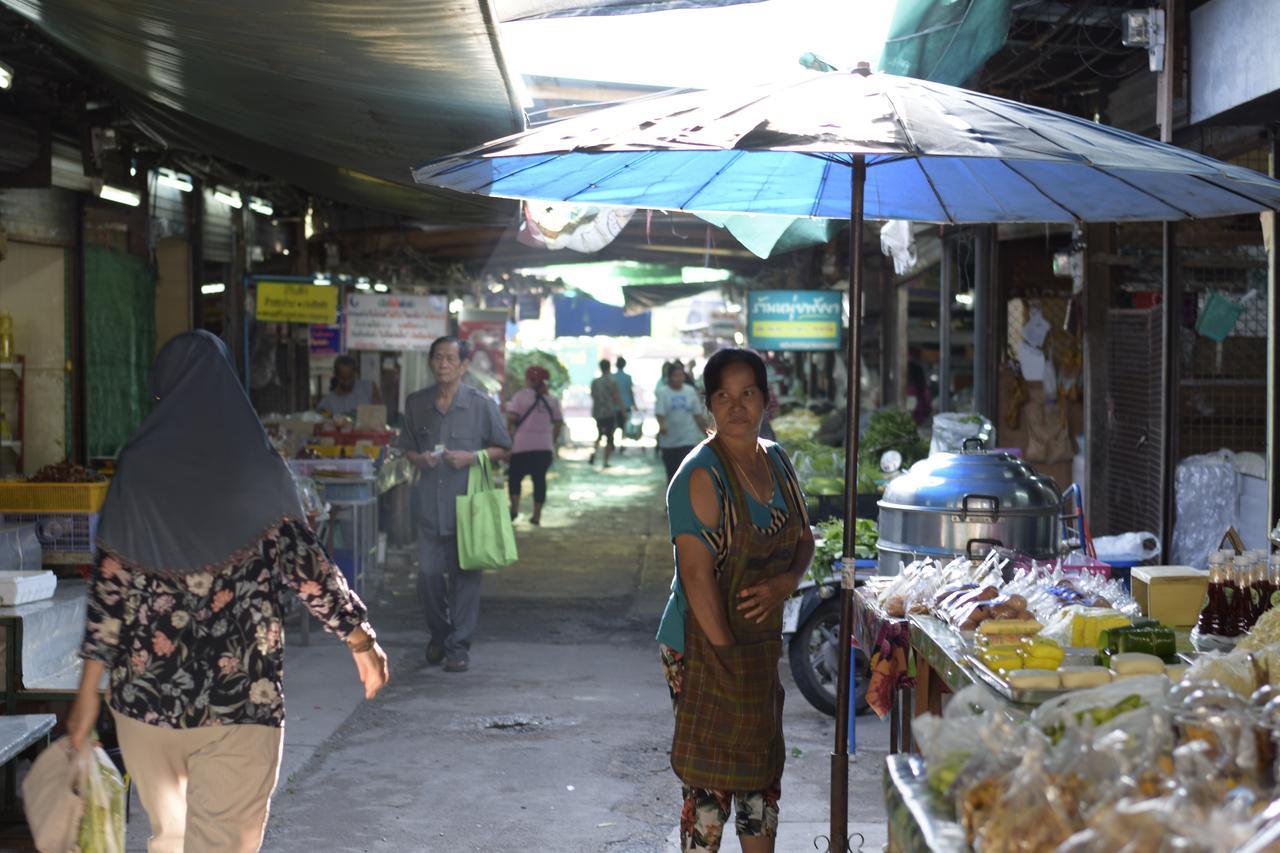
253;447;889;853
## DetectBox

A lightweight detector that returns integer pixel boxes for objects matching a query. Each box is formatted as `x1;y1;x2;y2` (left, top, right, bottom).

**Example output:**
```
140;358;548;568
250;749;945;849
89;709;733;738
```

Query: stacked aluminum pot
876;438;1064;574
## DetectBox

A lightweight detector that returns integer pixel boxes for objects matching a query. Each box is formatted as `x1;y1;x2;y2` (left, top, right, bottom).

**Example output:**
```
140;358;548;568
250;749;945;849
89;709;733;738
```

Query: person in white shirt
655;362;709;484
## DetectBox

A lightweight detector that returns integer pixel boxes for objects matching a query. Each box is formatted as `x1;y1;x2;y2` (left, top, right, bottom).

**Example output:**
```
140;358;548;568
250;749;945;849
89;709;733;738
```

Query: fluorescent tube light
99;185;141;207
155;168;193;193
373;283;389;293
201;282;226;295
248;197;273;216
354;281;372;291
213;188;243;209
313;275;332;287
0;62;13;91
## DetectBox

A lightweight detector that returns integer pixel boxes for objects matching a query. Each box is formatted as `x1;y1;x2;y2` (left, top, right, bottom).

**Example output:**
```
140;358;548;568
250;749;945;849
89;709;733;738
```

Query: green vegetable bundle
808;517;879;581
504;350;571;396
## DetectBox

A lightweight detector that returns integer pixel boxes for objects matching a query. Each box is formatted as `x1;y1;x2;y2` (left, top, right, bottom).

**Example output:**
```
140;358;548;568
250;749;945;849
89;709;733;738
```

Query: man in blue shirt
614;356;636;450
400;336;512;672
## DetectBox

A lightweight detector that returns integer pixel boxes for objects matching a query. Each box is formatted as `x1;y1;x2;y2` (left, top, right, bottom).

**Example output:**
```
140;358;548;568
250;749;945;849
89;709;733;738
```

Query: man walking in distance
613;356;636;453
590;359;624;468
401;336;512;673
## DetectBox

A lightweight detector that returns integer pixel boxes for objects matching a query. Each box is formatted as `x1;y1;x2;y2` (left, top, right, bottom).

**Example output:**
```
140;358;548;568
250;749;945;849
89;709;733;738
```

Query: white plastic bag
77;746;126;853
879;219;917;275
929;412;994;456
1092;531;1161;563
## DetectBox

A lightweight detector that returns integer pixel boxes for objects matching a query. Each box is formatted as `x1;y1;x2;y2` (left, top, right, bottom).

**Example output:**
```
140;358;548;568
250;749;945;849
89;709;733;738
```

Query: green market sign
747;290;843;351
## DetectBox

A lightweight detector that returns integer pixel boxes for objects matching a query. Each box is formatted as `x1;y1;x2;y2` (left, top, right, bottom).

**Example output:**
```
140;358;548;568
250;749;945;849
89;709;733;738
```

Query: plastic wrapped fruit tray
0;481;109;514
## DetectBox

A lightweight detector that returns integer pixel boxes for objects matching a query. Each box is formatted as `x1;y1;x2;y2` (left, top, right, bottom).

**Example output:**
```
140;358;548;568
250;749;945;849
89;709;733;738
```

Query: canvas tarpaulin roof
0;0;527;222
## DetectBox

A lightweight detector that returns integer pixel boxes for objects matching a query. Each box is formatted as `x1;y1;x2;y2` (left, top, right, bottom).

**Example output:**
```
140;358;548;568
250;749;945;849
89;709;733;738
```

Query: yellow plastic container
0;481;110;513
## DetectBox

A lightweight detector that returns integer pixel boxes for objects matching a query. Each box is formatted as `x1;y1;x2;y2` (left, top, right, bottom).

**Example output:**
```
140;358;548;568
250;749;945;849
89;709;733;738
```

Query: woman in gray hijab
65;330;388;853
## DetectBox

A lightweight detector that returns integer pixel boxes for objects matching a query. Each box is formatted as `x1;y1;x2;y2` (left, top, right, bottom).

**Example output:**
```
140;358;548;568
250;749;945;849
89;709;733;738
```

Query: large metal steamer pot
876;438;1063;574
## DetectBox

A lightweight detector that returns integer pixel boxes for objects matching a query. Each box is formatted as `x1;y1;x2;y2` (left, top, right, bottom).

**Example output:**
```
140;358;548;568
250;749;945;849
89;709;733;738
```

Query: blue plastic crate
315;478;375;502
1;512;99;564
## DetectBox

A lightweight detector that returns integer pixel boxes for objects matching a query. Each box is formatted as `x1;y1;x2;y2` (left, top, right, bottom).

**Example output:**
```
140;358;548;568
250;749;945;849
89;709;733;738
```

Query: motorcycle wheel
787;597;870;718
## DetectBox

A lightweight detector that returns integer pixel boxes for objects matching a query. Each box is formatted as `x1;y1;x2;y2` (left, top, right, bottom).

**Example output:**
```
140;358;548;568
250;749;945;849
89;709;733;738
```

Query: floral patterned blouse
81;518;368;729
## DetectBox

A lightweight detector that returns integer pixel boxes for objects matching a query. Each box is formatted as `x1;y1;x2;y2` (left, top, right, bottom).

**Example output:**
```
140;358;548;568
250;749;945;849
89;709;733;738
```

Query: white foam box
0;570;57;607
1130;566;1208;627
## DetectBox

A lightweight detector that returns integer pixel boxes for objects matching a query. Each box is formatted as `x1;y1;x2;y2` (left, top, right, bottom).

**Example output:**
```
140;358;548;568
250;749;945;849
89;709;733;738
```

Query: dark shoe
529;517;541;526
443;658;470;673
426;641;446;666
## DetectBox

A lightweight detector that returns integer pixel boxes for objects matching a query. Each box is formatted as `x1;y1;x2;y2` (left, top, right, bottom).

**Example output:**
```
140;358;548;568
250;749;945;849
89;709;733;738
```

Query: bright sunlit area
500;0;898;92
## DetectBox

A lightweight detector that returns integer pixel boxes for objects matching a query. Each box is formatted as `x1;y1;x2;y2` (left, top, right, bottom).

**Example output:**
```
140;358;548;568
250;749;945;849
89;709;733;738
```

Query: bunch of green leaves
807;517;878;581
504;350;570;396
856;407;928;493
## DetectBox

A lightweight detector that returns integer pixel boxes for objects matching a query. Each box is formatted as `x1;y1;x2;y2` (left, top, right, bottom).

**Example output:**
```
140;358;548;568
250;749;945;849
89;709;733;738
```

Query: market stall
870;529;1280;851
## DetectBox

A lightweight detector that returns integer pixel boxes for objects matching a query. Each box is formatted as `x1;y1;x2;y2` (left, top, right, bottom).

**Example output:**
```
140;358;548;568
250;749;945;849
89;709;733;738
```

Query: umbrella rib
812;159;834;218
914;160;956;224
1185;172;1278;212
878;90;923;156
678;150;748;211
419;153;564;190
997;160;1082;221
1086;165;1196;218
563;151;662;202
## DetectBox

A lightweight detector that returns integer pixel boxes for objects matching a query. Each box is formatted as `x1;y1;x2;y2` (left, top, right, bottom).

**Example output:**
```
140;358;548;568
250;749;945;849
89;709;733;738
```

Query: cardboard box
1130;566;1208;627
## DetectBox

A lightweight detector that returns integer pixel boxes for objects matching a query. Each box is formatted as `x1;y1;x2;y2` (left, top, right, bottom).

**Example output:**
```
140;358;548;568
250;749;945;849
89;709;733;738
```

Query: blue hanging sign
747;290;843;351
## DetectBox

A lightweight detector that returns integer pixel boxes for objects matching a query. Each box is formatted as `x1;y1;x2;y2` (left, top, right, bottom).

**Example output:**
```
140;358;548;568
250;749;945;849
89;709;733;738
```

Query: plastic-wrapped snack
1187;650;1259;698
970;745;1080;852
1031;675;1170;745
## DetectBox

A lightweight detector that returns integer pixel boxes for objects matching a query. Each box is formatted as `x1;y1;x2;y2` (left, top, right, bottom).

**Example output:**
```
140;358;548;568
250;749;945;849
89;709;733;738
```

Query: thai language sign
747;290;843;351
255;281;339;325
344;293;449;351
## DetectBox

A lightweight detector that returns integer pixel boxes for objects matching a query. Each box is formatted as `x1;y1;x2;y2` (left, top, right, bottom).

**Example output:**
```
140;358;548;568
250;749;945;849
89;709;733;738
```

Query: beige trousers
112;710;284;853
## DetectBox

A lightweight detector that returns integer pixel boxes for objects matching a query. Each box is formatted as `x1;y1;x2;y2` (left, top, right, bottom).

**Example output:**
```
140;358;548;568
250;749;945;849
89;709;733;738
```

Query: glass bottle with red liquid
1198;550;1231;636
1251;550;1273;624
1233;554;1255;634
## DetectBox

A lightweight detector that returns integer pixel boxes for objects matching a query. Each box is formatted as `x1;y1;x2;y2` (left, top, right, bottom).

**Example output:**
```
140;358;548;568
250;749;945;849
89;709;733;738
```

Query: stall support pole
972;226;993;420
1268;125;1280;538
1158;2;1181;558
939;234;953;413
829;152;866;853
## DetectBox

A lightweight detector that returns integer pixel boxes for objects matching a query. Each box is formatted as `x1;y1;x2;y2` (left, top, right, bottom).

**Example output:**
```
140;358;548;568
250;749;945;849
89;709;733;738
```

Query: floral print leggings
660;645;781;852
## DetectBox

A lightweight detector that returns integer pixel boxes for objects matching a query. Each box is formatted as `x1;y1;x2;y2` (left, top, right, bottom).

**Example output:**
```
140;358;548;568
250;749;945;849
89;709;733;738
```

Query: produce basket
0;481;109;514
314;430;395;446
1;512;99;564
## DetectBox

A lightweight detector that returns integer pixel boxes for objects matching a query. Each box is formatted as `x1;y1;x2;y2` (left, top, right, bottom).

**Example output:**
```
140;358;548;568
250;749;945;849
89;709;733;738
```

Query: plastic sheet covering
879;0;1012;86
1172;450;1240;569
2;0;524;223
0;582;87;690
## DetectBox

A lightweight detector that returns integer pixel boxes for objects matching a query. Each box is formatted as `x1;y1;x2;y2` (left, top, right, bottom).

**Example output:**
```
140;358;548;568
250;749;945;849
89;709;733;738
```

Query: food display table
883;754;966;853
852;587;914;752
0;714;56;818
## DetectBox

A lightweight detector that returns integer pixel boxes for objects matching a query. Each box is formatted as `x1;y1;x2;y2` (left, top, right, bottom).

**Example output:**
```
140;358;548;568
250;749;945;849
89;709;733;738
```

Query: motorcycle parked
782;566;870;717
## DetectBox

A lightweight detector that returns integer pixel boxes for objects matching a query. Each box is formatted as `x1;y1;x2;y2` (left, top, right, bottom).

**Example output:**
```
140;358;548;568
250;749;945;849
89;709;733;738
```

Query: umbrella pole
829;153;866;853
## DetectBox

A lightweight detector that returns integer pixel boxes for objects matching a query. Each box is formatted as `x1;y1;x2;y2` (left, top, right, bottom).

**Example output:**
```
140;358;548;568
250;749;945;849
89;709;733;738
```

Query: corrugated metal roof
0;0;526;223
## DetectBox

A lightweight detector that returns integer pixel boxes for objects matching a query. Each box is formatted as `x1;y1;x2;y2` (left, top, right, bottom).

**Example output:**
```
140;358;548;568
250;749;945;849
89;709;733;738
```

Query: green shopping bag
456;452;518;570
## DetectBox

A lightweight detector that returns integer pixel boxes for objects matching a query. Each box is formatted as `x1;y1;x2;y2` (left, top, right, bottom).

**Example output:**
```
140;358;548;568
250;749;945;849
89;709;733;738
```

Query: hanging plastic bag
77;746;126;853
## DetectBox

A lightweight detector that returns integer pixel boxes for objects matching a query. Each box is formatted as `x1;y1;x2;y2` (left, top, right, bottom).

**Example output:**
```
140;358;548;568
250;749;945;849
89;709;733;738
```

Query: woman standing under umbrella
65;330;389;853
505;364;564;525
655;348;814;853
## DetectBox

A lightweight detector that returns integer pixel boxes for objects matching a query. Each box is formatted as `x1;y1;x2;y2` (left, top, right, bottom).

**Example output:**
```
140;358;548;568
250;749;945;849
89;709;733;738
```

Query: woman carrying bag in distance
655;348;814;853
65;330;389;853
505;364;564;525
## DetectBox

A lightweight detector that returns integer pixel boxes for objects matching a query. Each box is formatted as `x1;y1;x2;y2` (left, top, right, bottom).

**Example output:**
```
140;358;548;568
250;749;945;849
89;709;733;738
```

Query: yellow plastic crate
0;481;110;513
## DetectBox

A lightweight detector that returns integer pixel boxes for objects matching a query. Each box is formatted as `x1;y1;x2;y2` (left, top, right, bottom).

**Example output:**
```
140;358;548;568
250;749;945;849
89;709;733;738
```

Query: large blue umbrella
414;65;1280;852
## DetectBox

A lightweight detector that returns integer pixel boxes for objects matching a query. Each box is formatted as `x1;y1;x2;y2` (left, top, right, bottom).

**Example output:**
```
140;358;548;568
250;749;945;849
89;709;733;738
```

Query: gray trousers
417;532;483;661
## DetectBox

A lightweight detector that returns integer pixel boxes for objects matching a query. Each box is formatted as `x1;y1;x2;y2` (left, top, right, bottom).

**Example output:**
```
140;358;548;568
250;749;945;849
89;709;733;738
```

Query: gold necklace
727;446;771;504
